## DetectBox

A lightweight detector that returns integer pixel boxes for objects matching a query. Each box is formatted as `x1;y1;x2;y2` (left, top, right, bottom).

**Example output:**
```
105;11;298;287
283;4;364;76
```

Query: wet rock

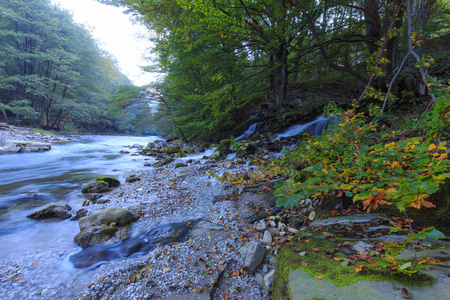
153;157;174;168
95;176;120;187
174;163;188;168
70;220;195;269
236;141;257;158
2;140;51;153
239;241;265;273
125;174;141;183
96;198;111;204
74;225;118;248
84;193;103;202
27;202;72;220
81;181;109;194
71;208;88;221
78;208;139;231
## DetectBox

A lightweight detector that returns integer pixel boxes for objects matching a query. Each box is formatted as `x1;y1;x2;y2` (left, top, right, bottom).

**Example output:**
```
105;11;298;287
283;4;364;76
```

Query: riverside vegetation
1;0;449;299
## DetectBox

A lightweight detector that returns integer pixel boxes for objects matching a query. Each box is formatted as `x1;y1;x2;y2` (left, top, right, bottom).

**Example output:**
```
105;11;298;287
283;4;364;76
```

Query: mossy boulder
214;139;231;160
81;181;109;194
236;141;257;158
78;207;139;232
272;223;436;300
153;157;175;167
74;225;118;248
125;174;141;183
95;176;120;187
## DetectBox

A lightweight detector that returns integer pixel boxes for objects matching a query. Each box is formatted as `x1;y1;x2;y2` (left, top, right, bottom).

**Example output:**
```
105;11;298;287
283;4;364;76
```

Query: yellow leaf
321;168;329;175
191;289;198;293
163;267;170;272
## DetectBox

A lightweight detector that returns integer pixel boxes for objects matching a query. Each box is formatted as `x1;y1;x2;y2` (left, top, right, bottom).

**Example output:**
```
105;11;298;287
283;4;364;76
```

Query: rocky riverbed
0;129;289;299
0;123;70;147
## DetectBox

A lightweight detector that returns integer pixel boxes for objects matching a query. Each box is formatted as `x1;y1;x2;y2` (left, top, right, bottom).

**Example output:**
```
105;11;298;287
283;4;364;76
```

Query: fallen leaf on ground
333;257;344;261
355;265;365;273
310;247;321;252
315;276;323;280
163;267;170;272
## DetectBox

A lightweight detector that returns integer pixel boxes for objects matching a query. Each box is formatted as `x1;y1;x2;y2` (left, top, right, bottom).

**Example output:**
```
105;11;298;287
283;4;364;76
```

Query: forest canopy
103;0;449;140
0;0;131;133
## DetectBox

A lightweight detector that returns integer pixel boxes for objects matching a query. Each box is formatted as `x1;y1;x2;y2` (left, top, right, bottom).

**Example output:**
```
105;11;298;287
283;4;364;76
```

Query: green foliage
274;102;450;213
0;0;129;132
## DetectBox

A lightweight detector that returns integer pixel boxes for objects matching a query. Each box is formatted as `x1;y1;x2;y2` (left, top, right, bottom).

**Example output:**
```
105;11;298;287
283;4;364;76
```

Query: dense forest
0;0;136;133
103;0;449;141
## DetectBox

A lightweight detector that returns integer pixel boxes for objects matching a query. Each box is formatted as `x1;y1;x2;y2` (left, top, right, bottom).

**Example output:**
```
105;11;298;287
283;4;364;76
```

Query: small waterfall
236;122;263;140
275;116;330;140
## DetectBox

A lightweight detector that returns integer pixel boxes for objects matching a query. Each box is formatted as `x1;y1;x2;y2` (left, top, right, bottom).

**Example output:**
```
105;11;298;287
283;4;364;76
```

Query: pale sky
51;0;159;86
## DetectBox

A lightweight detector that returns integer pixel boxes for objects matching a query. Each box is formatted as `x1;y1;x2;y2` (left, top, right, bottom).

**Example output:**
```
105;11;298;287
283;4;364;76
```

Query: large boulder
81;181;109;194
78;207;139;231
2;140;51;153
27;202;72;220
74;225;118;248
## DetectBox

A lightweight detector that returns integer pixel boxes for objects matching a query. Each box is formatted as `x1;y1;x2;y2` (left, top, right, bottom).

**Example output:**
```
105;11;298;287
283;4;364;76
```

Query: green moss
31;128;57;135
272;231;435;300
96;176;120;187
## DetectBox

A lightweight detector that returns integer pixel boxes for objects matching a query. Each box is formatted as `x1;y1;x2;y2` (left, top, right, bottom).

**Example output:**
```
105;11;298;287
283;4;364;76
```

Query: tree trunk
274;46;288;107
363;0;382;54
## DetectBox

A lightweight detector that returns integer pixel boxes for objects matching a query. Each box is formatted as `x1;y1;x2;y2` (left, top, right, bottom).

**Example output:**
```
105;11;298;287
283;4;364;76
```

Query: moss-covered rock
95;176;120;187
126;174;141;183
236;141;257;158
214;139;231;160
81;181;109;194
272;228;435;300
153;157;174;167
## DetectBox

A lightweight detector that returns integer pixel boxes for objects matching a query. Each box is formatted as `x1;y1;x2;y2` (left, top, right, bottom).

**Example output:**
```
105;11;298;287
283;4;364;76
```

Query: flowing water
0;135;159;261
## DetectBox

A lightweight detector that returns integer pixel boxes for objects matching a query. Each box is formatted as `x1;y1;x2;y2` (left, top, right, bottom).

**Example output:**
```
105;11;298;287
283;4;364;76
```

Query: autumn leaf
99;276;105;281
310;247;321;252
223;294;229;300
333;257;344;261
163;267;170;272
315;275;323;280
337;190;343;197
355;265;365;273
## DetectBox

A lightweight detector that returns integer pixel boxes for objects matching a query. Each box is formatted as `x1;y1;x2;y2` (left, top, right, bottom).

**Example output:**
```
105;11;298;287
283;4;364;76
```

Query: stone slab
289;267;450;300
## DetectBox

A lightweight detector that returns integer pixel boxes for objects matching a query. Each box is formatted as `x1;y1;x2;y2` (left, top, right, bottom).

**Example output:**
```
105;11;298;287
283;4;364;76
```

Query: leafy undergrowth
272;226;437;300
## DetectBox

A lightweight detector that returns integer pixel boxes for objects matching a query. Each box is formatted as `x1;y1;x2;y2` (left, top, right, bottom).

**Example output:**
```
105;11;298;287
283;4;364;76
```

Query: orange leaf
333;257;344;261
315;275;323;280
337;190;343;198
355;265;365;273
310;247;321;252
223;294;229;300
100;276;105;281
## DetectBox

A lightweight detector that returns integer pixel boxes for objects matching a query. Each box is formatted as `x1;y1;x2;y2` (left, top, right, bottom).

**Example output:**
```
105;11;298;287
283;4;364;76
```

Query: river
0;135;159;297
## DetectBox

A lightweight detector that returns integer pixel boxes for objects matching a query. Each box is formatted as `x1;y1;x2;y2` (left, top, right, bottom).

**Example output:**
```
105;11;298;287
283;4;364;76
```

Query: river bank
0;129;283;299
0;123;70;147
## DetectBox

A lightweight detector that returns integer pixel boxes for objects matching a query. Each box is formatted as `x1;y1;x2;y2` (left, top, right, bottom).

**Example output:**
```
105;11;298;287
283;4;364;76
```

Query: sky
51;0;159;86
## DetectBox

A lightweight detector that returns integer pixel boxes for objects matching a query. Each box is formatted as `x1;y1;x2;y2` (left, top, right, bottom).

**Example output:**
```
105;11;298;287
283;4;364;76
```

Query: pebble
262;231;273;245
